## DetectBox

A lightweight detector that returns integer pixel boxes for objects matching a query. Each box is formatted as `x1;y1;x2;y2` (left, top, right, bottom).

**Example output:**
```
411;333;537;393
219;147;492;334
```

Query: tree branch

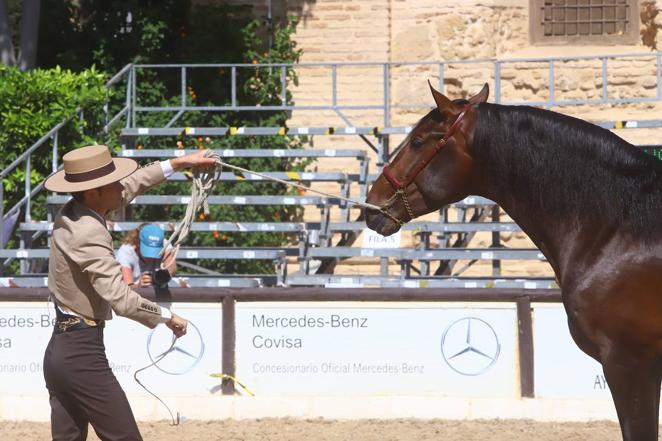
18;0;40;71
0;0;16;66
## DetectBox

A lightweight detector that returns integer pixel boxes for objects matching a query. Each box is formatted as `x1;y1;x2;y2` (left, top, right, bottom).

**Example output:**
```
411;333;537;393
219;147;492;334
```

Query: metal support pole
657;53;661;100
49;132;59;249
494;62;501;104
52;131;59;173
358;157;369;201
377;135;389;169
419;231;430;276
517;296;535;398
79;109;85;137
0;183;4;251
491;205;500;277
298;232;307;274
280;66;287;106
231;66;237;109
125;67;132;129
104;100;109;129
601;57;608;101
383;63;391;128
20;156;31;274
380;257;389;276
438;63;445;94
331;64;337;109
380;62;392;168
25;155;31;223
548;60;555;108
131;66;137;128
222;295;236;395
181;67;187;109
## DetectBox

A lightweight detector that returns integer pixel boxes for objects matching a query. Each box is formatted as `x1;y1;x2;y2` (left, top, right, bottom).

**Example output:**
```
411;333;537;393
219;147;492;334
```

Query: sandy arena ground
0;418;630;441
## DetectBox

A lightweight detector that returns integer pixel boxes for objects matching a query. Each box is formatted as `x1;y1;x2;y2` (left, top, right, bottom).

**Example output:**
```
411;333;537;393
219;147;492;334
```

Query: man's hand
170;150;217;172
165;313;188;338
138;271;152;287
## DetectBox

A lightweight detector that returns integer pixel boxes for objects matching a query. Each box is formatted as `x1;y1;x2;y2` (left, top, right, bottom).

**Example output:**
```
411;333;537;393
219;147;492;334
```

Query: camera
151;268;172;287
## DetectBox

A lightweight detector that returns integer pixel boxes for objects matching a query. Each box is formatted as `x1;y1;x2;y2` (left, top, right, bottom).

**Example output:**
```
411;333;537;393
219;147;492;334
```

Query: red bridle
379;104;471;226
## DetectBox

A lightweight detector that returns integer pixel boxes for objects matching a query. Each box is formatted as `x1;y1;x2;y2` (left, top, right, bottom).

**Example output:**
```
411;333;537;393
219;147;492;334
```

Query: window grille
530;0;639;44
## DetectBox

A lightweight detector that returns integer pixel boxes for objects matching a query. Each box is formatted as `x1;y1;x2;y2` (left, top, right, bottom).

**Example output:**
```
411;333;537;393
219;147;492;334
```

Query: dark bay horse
365;83;662;441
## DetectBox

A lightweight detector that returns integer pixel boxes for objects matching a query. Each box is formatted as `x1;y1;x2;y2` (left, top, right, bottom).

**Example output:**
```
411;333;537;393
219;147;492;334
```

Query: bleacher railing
121;52;662;129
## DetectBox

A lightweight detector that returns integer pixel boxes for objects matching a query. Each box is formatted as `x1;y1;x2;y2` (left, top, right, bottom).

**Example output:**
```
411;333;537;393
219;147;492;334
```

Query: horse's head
365;82;489;236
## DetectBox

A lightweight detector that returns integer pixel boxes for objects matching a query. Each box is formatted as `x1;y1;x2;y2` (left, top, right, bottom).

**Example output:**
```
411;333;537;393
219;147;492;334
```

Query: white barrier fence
0;301;616;421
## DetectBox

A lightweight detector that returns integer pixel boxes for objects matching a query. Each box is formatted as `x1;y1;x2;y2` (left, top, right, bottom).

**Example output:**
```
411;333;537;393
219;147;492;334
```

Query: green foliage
0;65;108;212
0;65;107;275
19;1;310;276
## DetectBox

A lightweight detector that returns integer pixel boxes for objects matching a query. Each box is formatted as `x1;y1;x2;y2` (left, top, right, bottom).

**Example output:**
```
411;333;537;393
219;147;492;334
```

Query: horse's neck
470;105;623;285
480;191;592;286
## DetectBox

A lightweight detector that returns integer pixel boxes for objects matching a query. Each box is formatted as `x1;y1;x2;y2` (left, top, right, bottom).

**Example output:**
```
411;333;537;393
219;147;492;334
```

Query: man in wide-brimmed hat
42;144;216;440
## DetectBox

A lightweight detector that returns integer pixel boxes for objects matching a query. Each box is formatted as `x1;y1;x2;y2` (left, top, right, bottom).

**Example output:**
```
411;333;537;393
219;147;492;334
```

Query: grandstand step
175;247;295;259
120;127;412;137
21;221;313;233
119;148;367;159
326;221;521;232
593;120;662;129
0;275;556;289
0;247;294;260
286;275;556;289
20;221;521;233
306;247;545;260
47;195;343;206
0;276;262;288
166;171;354;182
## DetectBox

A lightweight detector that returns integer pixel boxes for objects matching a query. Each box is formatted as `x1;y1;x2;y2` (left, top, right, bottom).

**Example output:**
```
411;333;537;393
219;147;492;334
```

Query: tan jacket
48;162;166;328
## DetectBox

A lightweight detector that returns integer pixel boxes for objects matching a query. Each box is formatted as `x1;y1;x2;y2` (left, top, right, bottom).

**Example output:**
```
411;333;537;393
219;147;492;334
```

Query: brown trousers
43;325;143;441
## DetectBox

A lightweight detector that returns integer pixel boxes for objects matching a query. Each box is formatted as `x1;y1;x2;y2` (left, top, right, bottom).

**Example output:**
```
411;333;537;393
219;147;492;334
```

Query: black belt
53;305;104;334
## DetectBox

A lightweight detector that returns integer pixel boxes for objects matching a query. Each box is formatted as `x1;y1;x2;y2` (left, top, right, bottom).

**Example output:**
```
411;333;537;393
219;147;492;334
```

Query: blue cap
139;224;164;259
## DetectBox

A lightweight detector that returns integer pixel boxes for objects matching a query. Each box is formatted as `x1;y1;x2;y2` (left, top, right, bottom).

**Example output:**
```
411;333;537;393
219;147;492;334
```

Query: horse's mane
472;103;662;236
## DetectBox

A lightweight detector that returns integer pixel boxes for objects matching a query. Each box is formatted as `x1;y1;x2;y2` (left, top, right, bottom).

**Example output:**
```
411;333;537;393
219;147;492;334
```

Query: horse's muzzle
365;207;401;237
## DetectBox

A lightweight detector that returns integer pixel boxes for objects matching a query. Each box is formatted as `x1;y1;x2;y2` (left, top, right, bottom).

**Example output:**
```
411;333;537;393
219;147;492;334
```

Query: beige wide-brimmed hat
44;145;138;193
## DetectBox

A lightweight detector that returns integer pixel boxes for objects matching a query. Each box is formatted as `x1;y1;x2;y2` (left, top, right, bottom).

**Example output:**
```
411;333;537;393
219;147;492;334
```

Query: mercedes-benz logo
146;321;205;375
440;317;500;376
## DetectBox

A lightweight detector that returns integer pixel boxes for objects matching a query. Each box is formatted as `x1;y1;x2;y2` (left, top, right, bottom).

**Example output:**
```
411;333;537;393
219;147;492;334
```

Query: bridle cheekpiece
379;104;471;226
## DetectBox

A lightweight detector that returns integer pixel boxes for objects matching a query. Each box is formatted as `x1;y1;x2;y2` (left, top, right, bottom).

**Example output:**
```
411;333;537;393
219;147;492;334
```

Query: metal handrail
3;179;50;221
111;52;662;131
105;63;133;87
133;52;658;67
0;116;73;180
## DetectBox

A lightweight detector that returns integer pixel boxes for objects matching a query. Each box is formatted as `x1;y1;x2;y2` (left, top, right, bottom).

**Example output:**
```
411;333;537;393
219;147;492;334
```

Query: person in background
116;223;176;288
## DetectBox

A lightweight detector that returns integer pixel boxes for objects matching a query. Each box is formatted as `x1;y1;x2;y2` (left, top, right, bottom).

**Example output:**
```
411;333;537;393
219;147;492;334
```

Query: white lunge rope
161;150;222;262
161;149;380;262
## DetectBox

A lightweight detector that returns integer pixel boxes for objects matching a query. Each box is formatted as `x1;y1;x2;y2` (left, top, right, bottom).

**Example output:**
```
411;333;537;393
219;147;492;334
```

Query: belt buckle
57;317;81;333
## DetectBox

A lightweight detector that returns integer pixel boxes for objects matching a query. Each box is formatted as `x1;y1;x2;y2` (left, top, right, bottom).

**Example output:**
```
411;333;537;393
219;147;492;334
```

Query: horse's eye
411;138;424;148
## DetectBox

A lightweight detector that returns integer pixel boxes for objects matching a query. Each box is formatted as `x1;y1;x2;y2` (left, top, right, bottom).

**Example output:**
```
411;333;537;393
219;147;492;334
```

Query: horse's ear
468;83;489;105
428;80;453;114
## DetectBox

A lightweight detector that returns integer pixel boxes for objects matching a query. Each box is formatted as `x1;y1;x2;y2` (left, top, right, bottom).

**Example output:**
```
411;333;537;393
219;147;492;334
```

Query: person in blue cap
116;223;176;287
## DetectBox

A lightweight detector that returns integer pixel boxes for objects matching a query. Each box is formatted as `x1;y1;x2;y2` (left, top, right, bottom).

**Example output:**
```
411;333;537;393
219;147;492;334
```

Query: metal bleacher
2;55;662;289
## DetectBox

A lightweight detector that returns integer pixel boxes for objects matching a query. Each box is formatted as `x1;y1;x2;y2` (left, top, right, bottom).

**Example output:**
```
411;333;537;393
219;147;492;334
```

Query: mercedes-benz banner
235;302;518;397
